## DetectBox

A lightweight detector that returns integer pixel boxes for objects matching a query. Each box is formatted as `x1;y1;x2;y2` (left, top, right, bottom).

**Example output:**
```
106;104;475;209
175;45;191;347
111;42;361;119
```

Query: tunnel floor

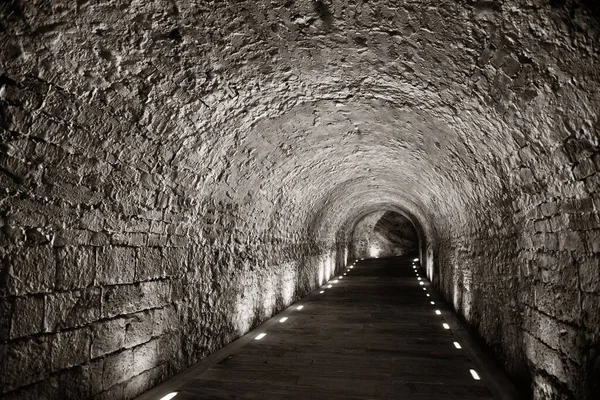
139;256;518;399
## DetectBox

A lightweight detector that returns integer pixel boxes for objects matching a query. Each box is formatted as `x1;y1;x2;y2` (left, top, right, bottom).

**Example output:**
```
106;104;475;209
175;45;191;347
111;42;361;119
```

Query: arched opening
350;210;419;260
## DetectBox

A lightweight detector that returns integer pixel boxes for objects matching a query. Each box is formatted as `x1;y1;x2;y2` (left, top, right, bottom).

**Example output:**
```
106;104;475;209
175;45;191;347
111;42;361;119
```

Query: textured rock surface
352;211;419;258
0;0;599;399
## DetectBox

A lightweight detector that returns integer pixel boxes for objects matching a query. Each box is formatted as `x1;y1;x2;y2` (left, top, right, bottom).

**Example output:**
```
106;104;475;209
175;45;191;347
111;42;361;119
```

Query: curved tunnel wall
1;1;599;399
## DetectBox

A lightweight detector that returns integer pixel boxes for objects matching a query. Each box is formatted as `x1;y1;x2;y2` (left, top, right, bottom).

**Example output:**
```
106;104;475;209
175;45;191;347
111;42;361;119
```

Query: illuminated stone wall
1;0;599;399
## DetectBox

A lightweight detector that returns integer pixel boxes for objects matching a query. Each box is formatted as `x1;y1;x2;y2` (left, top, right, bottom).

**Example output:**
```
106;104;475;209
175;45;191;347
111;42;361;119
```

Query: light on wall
370;246;380;258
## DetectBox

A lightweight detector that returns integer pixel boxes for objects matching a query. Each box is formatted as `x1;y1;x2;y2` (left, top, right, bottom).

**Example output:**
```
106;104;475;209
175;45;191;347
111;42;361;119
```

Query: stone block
147;234;168;246
51;328;91;371
549;214;568;232
573;159;596;180
151;305;178;337
111;232;147;246
57;364;91;400
89;358;104;395
540;202;558;217
523;332;578;388
136;247;163;280
524;307;582;364
101;284;143;318
5;246;55;295
56;247;95;290
97;246;136;285
163;247;188;275
558;231;586;252
579;257;600;293
132;339;160;377
533;219;550;233
139;280;172;310
534;282;581;323
92;383;124;400
102;349;134;390
0;298;12;340
123;364;168;400
124;311;154;348
0;336;51;393
582;293;600;336
91;318;125;358
584;173;600;193
11;295;44;338
1;376;59;400
586;230;600;253
45;289;101;331
52;229;93;246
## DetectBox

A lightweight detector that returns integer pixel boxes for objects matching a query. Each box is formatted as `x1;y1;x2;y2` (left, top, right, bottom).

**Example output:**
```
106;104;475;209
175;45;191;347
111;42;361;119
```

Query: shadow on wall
352;211;419;259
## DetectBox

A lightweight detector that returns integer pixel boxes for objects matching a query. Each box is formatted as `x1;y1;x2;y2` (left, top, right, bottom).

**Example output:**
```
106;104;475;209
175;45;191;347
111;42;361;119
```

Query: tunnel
0;0;599;399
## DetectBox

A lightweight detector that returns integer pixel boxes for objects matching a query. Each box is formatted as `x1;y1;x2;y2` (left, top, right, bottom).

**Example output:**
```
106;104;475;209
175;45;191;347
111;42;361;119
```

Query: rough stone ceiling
3;1;599;243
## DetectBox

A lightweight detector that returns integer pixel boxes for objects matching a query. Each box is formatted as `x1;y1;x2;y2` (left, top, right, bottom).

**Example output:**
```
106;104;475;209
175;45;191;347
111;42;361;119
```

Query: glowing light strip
470;369;481;380
255;333;266;340
160;393;178;400
453;342;462;349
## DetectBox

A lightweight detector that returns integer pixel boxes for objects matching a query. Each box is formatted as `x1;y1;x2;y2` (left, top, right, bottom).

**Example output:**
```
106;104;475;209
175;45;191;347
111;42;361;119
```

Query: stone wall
1;0;599;399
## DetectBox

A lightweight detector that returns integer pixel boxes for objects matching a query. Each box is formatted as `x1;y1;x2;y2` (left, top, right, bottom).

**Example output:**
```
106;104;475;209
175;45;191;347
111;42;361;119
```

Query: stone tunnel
0;0;599;399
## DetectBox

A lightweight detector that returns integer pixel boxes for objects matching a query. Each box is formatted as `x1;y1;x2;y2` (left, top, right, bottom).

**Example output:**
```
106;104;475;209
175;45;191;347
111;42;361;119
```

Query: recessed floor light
435;310;441;315
419;282;424;285
423;288;426;291
418;277;422;281
443;323;450;329
470;369;481;380
413;258;418;262
296;305;304;310
343;273;347;275
279;317;288;323
320;290;324;293
430;301;435;305
327;285;332;288
160;393;178;400
333;280;339;283
255;333;266;340
453;342;462;349
426;294;430;297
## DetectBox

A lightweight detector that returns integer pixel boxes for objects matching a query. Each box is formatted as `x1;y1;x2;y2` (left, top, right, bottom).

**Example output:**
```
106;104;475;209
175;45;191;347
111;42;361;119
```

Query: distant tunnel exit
351;210;419;260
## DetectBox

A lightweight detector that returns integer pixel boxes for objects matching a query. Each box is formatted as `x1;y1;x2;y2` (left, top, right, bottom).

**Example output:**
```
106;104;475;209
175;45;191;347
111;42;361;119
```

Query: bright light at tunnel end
159;392;178;400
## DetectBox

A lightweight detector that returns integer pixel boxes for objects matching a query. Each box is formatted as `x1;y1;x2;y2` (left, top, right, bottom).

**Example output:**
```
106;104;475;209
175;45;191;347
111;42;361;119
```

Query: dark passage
139;256;519;399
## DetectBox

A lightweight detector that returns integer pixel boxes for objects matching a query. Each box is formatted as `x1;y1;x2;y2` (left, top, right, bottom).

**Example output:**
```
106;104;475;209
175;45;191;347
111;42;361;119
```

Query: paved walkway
138;256;519;399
